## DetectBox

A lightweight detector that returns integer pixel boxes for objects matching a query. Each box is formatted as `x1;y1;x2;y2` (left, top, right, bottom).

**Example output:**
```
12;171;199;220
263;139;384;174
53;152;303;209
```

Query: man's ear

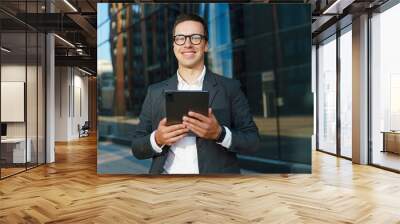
205;41;208;52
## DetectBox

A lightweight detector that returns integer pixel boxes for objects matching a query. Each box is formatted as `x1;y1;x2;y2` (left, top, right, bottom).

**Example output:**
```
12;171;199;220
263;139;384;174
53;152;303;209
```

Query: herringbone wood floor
1;135;400;224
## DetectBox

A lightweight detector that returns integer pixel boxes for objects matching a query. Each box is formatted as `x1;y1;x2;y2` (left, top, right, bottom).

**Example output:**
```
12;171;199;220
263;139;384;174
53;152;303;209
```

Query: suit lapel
160;74;178;119
165;73;178;90
202;70;219;108
197;70;219;173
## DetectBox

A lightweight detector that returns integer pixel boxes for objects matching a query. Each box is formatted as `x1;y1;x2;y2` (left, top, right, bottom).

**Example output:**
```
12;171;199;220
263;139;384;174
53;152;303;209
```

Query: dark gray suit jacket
131;69;259;174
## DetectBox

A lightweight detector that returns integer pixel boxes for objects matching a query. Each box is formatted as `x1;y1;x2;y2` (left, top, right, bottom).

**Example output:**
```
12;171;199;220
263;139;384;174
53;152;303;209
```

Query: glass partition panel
1;30;27;177
38;32;45;165
27;31;38;169
0;0;47;179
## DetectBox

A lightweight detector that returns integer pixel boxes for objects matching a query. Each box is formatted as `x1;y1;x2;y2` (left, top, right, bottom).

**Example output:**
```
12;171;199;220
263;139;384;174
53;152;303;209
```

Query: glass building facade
97;3;312;174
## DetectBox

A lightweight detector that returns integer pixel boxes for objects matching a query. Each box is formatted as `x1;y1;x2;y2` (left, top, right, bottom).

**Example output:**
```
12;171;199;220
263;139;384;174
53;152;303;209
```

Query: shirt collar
177;66;206;86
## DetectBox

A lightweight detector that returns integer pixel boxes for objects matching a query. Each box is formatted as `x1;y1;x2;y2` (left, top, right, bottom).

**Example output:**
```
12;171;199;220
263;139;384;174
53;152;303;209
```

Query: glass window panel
339;28;352;158
371;4;400;171
98;3;110;27
98;20;111;47
317;36;337;154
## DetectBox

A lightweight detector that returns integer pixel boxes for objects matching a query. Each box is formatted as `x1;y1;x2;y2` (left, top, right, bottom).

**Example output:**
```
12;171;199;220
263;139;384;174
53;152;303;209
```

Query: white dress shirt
150;66;232;174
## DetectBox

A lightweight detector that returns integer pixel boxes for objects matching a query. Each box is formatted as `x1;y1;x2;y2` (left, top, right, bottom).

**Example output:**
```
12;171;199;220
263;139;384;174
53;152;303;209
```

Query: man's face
173;20;208;69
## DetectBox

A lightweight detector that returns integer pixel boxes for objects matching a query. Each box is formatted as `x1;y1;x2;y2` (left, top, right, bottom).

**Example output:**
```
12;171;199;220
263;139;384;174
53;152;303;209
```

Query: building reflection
98;3;312;173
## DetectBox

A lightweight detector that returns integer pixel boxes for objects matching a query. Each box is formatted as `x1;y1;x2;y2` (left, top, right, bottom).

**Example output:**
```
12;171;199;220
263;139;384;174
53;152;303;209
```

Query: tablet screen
165;90;209;126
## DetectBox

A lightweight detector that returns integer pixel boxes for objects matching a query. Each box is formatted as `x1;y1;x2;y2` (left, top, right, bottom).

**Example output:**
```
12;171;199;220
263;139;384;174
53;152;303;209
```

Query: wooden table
381;131;400;154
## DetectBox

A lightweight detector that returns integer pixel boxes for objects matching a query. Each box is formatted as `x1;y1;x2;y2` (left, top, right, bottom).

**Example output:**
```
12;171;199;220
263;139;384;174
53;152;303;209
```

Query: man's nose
184;37;193;47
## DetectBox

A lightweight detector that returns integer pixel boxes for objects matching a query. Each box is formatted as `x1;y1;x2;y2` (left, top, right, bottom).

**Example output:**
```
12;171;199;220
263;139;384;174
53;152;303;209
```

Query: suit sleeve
131;86;161;159
227;80;260;154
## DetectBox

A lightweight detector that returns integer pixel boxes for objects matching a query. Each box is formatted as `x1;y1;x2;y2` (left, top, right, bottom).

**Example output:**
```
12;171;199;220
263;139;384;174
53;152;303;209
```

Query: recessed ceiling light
78;67;93;76
54;34;75;48
1;47;11;53
63;0;78;12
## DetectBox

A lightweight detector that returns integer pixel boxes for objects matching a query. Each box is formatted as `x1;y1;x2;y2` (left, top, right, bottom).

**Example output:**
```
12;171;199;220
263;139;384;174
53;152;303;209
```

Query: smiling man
131;14;259;174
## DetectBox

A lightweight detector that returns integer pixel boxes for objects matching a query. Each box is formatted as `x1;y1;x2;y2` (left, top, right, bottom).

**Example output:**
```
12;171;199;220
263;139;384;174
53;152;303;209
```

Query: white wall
1;65;30;138
54;67;89;141
1;63;46;164
75;70;89;139
1;65;26;127
1;82;25;122
55;66;69;141
1;64;26;81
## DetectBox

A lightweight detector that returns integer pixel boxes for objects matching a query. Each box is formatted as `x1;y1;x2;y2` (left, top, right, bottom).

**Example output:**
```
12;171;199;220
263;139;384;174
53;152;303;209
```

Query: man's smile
181;50;196;58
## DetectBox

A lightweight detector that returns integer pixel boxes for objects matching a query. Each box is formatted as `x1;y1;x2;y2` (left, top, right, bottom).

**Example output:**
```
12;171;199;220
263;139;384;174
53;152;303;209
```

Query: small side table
381;131;400;154
1;138;32;164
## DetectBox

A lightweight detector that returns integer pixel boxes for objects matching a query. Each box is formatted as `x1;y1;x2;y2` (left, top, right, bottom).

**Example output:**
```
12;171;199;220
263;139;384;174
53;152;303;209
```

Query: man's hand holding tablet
154;118;189;147
154;90;222;147
183;108;222;140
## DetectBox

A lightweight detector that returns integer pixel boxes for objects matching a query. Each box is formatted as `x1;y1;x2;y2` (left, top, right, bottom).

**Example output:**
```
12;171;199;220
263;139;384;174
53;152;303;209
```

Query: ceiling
0;0;395;74
0;0;97;74
310;0;390;43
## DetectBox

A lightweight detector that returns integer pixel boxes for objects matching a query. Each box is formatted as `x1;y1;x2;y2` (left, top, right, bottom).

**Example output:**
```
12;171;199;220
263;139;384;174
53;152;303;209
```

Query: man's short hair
173;14;208;40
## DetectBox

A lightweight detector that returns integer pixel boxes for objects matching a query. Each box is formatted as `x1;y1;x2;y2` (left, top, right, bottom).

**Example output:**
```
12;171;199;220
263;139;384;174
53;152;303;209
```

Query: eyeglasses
173;34;207;45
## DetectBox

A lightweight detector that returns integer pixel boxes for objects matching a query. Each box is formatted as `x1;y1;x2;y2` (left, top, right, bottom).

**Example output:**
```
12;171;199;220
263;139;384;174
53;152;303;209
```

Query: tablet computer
165;90;209;126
